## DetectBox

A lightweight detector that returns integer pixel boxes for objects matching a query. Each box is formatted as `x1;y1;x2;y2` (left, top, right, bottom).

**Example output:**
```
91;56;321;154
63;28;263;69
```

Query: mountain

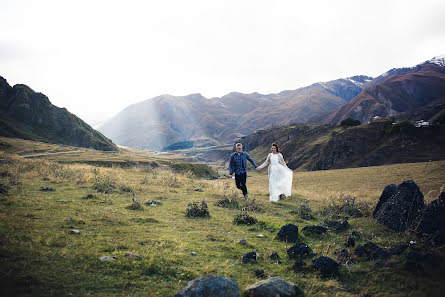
314;56;445;125
233;120;445;171
0;76;117;151
99;75;372;150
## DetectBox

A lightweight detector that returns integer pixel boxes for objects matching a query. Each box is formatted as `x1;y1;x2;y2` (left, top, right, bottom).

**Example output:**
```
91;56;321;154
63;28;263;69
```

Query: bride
256;143;293;202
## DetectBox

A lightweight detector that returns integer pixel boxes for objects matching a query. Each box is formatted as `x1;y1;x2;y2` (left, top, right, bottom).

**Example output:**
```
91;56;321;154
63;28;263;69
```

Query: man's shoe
279;194;284;200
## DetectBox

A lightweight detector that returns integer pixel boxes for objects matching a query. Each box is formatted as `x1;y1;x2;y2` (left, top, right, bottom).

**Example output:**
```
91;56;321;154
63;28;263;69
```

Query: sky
1;0;445;127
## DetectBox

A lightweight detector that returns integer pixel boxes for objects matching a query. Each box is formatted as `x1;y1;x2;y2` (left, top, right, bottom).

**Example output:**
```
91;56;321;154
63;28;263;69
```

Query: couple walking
228;142;293;203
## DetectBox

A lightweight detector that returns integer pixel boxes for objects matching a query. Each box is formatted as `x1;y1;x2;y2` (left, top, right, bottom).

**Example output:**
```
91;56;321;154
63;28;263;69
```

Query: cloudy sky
1;0;445;126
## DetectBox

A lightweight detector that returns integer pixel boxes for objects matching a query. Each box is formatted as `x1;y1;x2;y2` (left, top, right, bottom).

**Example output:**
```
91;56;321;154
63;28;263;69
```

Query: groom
229;143;257;198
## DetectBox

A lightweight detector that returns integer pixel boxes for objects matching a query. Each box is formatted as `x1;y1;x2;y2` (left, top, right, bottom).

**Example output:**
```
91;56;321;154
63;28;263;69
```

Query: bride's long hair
271;142;280;153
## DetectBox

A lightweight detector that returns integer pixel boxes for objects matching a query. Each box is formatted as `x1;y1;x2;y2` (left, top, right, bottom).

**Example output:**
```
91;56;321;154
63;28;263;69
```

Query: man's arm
246;153;257;168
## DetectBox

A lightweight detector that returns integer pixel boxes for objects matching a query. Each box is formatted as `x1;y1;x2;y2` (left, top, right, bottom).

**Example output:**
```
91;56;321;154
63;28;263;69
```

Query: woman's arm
257;153;271;170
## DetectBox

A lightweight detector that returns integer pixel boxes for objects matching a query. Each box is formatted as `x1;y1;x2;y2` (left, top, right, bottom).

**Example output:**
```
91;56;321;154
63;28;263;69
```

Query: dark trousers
235;172;248;196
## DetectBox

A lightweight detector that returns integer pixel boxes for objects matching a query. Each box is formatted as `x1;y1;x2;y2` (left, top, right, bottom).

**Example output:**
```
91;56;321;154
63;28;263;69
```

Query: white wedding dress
258;153;293;202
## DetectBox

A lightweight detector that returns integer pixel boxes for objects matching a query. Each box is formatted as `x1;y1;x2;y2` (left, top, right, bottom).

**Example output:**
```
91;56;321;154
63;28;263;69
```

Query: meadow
0;140;444;297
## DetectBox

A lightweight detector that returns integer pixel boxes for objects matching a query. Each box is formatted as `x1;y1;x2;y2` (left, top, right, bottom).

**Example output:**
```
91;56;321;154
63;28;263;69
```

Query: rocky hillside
235;120;445;171
0;76;117;151
98;76;372;150
314;56;445;125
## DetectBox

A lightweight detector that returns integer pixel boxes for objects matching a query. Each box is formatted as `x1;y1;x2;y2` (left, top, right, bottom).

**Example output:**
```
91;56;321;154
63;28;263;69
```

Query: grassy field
0;141;444;296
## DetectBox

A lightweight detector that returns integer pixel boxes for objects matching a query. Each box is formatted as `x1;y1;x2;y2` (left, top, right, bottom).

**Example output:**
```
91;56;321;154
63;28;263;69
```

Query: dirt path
20;150;85;158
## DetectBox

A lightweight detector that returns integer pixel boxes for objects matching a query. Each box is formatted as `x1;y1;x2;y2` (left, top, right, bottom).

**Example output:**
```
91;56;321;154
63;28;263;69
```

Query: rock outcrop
174;275;240;297
244;277;304;297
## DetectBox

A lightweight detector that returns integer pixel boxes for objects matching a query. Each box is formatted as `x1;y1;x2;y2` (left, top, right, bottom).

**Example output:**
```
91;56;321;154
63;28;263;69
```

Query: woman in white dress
256;143;293;202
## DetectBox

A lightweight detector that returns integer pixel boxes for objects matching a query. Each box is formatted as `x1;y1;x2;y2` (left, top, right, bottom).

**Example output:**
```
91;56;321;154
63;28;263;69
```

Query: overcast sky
1;0;445;126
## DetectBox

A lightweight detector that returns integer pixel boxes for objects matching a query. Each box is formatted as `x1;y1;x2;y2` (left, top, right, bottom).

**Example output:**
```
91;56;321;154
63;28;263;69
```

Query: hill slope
235;120;445;171
98;76;372;150
315;56;445;125
0;76;117;151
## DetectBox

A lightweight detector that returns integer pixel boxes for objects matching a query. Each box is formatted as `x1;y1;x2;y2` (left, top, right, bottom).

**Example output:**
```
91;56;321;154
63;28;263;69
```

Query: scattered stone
66;217;72;222
39;187;55;191
333;219;349;233
239;239;247;245
373;180;425;232
126;252;141;259
345;235;355;247
256;233;265;238
243;252;257;263
99;255;116;262
355;242;389;260
244;277;304;297
174;275;240;297
269;228;275;233
126;200;143;210
416;192;445;244
191;252;197;256
287;242;313;260
350;230;361;240
302;225;327;236
312;256;339;277
292;260;304;272
277;224;299;242
69;229;80;235
269;252;280;260
333;248;350;264
255;269;265;278
82;194;97;199
145;200;163;206
0;183;9;196
387;244;409;256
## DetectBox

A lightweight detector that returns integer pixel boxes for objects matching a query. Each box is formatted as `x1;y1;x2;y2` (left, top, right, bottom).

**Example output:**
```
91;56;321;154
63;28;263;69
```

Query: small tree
340;118;361;127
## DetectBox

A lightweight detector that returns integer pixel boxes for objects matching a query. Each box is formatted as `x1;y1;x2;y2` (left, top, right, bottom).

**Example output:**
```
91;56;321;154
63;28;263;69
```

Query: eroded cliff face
0;76;117;151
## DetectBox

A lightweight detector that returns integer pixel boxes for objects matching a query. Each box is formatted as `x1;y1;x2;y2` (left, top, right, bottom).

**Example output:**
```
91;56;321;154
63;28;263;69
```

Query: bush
215;197;240;209
233;212;258;225
185;201;210;218
319;194;370;219
387;120;416;135
93;175;116;193
340;118;361;127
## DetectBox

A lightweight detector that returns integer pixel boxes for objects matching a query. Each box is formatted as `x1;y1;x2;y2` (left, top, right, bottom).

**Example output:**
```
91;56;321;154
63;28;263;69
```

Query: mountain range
98;75;372;150
0;76;117;151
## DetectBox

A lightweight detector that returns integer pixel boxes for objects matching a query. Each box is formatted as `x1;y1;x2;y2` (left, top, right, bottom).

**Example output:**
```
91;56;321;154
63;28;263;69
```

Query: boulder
373;180;425;232
287;243;313;260
244;277;304;297
312;256;339;277
416;192;445;243
174;275;240;297
333;248;350;263
277;224;299;242
301;225;327;236
354;242;389;260
333;219;349;233
243;252;257;263
255;270;265;278
269;252;280;260
292;260;304;272
345;235;355;247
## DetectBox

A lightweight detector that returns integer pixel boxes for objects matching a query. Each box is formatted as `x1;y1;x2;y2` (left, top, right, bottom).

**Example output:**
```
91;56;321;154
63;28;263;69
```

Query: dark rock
333;219;349;233
255;270;265;278
345;235;355;247
244;277;304;297
333;248;350;263
404;247;443;272
350;230;361;240
277;224;299;242
99;255;116;262
82;194;96;199
0;183;9;196
387;244;409;256
416;192;445;244
287;243;313;260
174;275;240;297
312;256;339;277
39;187;55;191
301;225;327;236
292;260;305;272
373;180;425;232
126;252;141;259
239;239;247;245
301;213;315;220
269;252;280;260
243;252;257;263
355;242;389;260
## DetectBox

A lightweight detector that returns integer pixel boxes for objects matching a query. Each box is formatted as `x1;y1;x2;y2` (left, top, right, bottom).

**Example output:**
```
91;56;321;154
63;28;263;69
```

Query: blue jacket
229;152;257;175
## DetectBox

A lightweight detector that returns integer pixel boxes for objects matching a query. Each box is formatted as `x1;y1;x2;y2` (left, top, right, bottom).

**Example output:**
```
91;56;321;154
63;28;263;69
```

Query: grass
0;144;444;296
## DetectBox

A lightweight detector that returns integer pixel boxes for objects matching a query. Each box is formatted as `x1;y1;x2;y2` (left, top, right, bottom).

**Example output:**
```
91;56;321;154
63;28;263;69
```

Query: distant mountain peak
423;55;445;67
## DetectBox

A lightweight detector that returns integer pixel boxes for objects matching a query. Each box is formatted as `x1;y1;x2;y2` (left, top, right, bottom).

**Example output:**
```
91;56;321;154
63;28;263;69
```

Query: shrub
93;175;116;193
319;194;370;219
185;201;210;218
233;212;258;225
387;120;416;135
215;196;240;209
340;118;361;127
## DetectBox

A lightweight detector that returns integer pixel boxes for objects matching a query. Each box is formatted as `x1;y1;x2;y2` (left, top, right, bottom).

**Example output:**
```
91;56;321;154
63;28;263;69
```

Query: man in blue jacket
229;143;257;198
